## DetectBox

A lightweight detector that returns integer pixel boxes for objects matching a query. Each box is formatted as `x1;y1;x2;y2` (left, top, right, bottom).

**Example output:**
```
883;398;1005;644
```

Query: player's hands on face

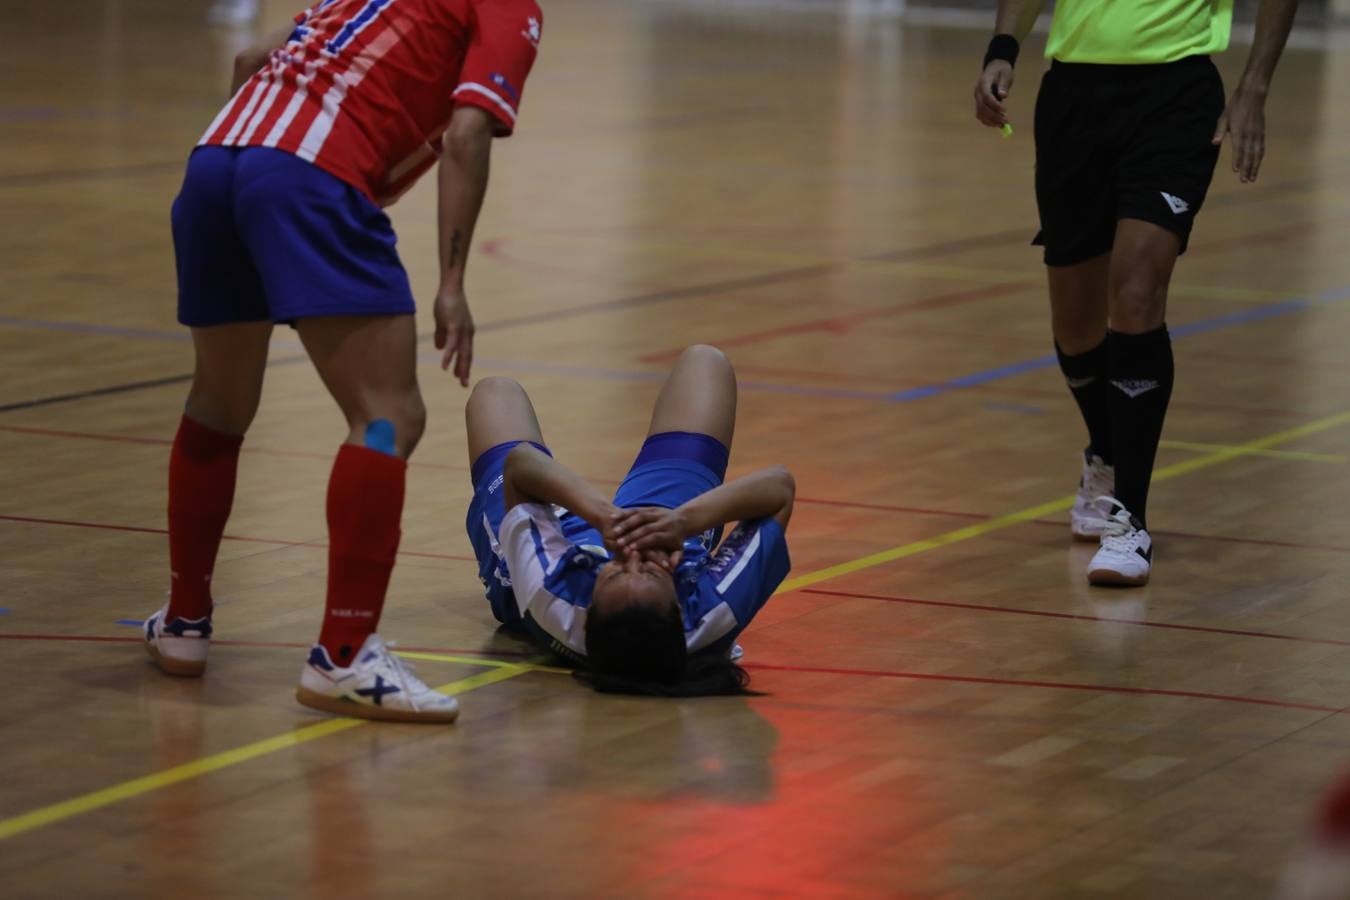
607;506;688;555
1212;87;1267;184
433;286;475;386
637;547;683;573
974;60;1014;128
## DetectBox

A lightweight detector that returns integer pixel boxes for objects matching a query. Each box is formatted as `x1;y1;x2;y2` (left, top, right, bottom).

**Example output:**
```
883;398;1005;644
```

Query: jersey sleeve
453;0;542;136
685;518;791;653
498;502;596;659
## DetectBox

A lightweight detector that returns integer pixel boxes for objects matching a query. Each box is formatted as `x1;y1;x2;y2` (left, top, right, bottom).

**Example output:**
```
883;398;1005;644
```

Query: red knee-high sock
167;415;244;622
318;444;406;665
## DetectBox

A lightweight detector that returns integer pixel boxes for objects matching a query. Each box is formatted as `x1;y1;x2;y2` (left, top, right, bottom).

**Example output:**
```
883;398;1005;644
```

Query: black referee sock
1055;340;1113;465
1106;326;1174;528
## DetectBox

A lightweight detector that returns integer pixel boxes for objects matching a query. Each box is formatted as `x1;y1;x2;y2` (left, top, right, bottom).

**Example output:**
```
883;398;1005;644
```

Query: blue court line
884;289;1345;404
0;608;10;615
116;619;143;627
4;286;1348;408
460;355;897;401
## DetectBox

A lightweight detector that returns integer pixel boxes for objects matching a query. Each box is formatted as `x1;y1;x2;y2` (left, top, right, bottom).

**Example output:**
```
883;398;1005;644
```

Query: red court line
0;425;470;472
2;632;1342;714
740;662;1348;714
637;283;1025;363
0;514;477;563
0;633;534;657
801;588;1350;648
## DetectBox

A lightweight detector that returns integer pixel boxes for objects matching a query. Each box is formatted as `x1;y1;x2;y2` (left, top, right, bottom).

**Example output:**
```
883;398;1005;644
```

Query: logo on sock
1111;379;1160;398
1161;192;1190;214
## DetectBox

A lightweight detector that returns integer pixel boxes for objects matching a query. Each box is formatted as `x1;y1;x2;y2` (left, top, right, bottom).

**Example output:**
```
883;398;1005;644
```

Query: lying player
464;345;795;695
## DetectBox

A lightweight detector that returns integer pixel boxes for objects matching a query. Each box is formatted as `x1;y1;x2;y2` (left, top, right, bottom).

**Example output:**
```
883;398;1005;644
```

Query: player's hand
607;506;688;554
1213;86;1267;184
433;286;475;386
974;60;1014;128
638;547;683;573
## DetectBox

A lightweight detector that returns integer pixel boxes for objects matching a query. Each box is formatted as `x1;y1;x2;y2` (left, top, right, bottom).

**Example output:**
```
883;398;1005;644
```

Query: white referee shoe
1087;498;1152;587
1070;449;1115;541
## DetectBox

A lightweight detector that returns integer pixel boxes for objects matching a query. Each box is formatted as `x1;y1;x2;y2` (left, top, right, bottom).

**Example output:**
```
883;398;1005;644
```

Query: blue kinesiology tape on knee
364;419;397;457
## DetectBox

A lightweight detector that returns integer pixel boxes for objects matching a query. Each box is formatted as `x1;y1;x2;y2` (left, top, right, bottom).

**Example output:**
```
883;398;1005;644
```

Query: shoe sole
146;643;207;677
1087;567;1149;587
295;687;460;724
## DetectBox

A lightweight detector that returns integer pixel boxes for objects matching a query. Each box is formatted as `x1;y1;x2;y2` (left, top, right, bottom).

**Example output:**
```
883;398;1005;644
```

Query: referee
973;0;1298;586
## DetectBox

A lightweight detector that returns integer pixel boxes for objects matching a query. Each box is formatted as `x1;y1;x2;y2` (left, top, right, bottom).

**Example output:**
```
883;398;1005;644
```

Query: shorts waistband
632;431;729;481
1049;55;1211;78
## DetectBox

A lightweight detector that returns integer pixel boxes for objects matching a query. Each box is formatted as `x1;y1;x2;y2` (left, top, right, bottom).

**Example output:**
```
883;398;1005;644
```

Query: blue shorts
465;431;730;627
171;146;416;327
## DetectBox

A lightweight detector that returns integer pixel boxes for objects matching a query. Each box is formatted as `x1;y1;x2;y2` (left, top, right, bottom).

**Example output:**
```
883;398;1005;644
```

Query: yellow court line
397;651;572;676
776;408;1350;593
1160;439;1346;464
0;662;533;842
6;408;1350;843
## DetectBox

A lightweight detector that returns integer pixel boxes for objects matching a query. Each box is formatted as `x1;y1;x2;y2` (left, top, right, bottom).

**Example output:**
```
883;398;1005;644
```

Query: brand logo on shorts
522;16;541;47
1160;192;1190;215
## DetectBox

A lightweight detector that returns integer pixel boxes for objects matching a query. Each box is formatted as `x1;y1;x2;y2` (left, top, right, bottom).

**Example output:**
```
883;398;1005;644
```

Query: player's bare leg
1047;256;1116;542
1087;218;1181;586
147;322;273;677
297;314;427;460
465;376;547;464
645;344;737;449
292;313;457;723
185;321;273;434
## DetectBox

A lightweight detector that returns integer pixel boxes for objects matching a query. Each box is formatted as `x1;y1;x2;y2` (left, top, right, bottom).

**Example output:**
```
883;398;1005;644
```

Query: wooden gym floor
4;1;1350;896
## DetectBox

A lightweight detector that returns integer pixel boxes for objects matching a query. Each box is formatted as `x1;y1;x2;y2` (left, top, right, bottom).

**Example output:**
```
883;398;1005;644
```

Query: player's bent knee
355;394;425;458
469;376;525;407
680;343;732;372
401;393;428;452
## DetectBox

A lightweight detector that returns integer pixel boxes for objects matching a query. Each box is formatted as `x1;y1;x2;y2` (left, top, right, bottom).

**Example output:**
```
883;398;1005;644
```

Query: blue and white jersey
498;503;791;660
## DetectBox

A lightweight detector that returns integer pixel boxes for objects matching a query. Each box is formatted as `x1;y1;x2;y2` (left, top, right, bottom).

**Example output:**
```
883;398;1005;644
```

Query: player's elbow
503;442;534;477
767;465;795;509
443;107;496;160
233;48;266;83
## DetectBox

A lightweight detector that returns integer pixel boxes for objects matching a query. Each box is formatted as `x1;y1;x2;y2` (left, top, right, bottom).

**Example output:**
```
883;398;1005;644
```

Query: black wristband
983;33;1020;69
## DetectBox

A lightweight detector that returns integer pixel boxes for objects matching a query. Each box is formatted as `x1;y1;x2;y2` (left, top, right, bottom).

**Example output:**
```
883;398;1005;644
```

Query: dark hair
581;601;756;697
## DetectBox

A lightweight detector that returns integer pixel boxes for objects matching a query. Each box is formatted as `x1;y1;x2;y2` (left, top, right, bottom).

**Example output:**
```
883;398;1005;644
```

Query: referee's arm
1213;0;1299;184
974;0;1047;128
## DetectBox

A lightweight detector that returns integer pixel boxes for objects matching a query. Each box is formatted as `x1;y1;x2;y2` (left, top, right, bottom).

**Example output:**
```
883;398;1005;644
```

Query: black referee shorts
1032;55;1225;267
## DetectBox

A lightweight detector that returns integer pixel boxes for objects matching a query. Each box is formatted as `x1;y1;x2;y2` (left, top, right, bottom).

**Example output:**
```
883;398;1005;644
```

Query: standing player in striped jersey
464;345;795;695
142;0;542;723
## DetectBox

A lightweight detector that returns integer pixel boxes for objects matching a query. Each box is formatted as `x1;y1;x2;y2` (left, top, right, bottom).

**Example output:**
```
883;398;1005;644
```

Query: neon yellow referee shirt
1046;0;1234;64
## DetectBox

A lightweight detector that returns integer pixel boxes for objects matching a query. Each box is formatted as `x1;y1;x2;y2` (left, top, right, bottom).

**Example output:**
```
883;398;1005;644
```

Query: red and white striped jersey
200;0;542;206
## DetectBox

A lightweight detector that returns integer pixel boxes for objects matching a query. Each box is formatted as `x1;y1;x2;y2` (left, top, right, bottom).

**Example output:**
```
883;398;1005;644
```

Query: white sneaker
297;634;460;724
1070;449;1115;541
1087;498;1152;587
144;603;211;677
